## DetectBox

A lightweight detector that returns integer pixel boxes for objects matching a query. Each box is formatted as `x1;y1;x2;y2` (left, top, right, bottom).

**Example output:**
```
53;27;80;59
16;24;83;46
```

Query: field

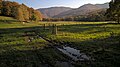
0;16;120;67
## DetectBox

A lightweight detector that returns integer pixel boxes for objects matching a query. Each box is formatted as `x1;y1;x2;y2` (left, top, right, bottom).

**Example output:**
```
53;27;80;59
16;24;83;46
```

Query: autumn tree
28;8;34;21
10;2;19;17
106;0;120;23
0;1;43;22
34;10;42;21
21;4;29;21
0;0;2;14
15;5;24;21
29;8;42;21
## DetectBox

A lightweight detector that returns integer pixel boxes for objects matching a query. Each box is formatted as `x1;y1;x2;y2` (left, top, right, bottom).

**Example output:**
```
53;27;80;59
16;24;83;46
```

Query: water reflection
57;46;90;61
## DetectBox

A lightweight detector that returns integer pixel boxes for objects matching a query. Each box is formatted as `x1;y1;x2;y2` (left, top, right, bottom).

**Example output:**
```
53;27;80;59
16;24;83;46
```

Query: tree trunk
117;16;120;24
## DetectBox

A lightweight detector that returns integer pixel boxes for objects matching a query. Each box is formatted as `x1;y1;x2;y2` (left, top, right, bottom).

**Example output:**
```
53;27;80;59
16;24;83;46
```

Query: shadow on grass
0;46;70;67
0;20;18;23
0;26;43;35
0;49;51;67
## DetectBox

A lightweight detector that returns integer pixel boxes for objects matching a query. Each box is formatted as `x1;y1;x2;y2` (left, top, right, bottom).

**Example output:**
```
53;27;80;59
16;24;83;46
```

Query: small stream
25;32;92;67
57;46;90;61
34;32;91;62
38;35;90;61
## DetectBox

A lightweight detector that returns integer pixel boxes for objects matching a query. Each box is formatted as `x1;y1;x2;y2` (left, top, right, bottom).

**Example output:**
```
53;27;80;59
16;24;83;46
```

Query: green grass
0;16;120;67
0;16;18;23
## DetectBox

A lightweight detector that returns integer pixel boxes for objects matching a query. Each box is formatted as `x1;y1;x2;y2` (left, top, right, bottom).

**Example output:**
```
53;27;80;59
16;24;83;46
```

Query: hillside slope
38;7;73;18
54;3;109;18
95;3;109;8
38;3;109;18
54;4;103;18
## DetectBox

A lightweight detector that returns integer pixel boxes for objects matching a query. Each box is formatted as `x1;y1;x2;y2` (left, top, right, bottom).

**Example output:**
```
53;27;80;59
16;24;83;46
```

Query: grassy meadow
0;16;120;67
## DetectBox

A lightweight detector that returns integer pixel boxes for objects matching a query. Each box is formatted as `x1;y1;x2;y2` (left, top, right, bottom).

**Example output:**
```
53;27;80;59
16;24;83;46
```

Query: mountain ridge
38;3;109;18
38;7;73;18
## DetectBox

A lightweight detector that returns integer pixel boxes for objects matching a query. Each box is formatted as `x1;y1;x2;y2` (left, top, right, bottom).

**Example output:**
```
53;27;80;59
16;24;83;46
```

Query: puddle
57;46;90;61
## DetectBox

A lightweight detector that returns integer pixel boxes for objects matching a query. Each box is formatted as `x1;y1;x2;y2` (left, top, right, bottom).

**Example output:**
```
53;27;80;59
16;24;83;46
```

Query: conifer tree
106;0;120;23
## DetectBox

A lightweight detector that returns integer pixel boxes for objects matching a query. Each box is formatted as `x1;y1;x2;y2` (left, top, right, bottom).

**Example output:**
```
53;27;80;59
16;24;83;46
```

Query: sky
11;0;111;9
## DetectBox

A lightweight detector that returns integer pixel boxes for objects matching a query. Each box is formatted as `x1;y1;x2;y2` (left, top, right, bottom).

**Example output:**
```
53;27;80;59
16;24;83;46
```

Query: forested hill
0;0;42;21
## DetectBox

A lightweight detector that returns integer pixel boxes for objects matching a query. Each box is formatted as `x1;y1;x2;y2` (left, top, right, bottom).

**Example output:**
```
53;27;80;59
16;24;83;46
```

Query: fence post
55;24;57;35
52;24;57;35
43;24;46;31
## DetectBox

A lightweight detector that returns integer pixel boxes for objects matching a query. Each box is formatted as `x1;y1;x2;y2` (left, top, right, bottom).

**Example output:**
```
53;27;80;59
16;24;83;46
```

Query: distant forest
0;0;42;22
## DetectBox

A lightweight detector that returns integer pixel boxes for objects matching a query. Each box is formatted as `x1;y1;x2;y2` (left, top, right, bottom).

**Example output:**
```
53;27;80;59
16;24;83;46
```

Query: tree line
106;0;120;23
0;0;42;22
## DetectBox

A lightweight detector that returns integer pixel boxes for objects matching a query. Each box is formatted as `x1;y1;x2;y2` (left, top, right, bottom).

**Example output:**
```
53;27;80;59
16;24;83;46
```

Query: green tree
1;1;10;16
106;0;120;23
31;14;36;21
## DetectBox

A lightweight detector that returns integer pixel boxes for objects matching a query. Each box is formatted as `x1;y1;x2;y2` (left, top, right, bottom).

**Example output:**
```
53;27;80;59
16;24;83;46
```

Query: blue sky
11;0;111;9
